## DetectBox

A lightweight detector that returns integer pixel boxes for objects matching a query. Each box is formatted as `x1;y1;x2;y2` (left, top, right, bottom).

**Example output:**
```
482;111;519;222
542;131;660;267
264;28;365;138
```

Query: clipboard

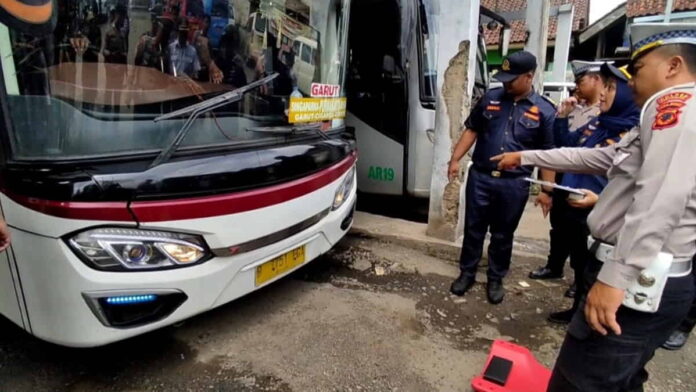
524;178;586;199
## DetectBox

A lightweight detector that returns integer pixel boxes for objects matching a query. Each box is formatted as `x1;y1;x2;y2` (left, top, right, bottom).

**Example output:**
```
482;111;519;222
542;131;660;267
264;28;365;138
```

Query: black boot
450;273;475;296
486;280;505;304
528;266;563;280
564;282;577;299
548;308;575;324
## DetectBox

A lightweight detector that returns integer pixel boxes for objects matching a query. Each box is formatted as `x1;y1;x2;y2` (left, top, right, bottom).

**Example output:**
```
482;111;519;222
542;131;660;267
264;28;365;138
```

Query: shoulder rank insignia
653;92;693;130
538;95;557;109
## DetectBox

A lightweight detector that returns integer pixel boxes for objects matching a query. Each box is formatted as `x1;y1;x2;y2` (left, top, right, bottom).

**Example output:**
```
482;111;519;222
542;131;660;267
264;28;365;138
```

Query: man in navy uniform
448;51;556;304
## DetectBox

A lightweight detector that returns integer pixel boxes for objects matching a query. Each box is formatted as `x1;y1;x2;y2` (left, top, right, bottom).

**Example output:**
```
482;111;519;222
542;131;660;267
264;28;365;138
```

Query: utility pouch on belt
587;237;675;313
622;252;673;313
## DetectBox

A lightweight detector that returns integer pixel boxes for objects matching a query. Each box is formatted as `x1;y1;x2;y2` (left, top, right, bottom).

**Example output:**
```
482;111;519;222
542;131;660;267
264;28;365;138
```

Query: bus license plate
255;246;306;286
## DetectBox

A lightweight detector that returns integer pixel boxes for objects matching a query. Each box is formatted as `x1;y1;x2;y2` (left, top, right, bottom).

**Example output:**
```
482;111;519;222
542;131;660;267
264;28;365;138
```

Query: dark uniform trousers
544;178;574;275
458;167;530;281
676;280;696;333
547;257;695;392
551;194;593;309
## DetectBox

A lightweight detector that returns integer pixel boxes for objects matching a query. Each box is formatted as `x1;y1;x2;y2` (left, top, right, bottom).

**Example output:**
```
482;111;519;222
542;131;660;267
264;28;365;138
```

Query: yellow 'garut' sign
289;97;347;123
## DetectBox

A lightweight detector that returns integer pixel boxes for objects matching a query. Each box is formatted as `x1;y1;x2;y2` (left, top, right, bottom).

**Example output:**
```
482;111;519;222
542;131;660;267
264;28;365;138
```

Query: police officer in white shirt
493;23;696;391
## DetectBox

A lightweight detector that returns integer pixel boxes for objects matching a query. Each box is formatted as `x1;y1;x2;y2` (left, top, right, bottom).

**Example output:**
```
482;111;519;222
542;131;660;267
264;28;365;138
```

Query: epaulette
540;94;557;108
485;86;505;97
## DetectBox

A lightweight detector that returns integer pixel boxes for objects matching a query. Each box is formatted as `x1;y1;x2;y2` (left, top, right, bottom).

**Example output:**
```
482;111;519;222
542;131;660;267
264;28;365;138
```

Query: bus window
254;13;266;34
293;40;301;56
417;0;437;106
0;0;350;160
473;31;488;103
301;43;312;64
293;37;318;94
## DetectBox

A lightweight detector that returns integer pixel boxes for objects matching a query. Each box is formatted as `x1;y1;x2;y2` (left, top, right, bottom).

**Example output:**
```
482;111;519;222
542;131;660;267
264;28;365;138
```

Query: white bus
0;0;354;347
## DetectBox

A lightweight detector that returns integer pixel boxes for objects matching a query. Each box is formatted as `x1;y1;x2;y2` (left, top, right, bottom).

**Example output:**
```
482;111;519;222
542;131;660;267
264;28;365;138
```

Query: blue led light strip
105;294;158;305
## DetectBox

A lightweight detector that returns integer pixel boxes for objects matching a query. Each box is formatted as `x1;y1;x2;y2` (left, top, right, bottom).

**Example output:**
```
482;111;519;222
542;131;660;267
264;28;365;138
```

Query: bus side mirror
499;26;511;57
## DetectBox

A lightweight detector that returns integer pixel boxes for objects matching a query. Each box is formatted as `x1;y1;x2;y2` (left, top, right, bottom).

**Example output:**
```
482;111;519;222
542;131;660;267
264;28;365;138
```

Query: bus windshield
0;0;349;160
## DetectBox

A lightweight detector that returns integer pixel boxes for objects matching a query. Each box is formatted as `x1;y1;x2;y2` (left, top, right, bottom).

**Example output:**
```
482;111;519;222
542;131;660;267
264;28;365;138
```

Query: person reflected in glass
169;21;201;78
193;15;223;84
218;24;248;88
103;7;128;64
135;17;165;71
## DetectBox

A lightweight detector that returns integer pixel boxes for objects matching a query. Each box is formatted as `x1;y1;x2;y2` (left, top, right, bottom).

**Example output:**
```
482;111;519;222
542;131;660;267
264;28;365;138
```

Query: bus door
404;0;437;198
405;0;493;198
346;0;407;196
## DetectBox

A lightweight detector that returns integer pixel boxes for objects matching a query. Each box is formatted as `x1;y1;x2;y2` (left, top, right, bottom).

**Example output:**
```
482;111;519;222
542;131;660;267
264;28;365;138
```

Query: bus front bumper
11;194;356;347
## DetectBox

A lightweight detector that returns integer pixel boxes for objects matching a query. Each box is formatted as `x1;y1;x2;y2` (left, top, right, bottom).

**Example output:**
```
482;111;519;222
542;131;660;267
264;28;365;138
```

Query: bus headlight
67;228;211;271
332;166;356;210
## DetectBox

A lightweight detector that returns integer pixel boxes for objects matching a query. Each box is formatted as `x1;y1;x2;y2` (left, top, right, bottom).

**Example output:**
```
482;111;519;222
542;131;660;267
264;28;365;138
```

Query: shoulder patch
652;92;693;131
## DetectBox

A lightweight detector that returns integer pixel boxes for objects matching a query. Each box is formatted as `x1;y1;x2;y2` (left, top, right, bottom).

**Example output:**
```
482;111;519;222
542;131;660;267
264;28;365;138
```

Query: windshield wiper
246;123;331;140
150;73;279;168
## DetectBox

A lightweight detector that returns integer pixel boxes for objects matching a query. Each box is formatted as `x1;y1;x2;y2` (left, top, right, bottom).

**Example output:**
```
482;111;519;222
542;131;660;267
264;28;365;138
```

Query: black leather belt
472;165;526;179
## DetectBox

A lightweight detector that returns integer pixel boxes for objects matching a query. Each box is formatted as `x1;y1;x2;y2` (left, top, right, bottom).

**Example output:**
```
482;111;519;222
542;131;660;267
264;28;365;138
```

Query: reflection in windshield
1;0;349;160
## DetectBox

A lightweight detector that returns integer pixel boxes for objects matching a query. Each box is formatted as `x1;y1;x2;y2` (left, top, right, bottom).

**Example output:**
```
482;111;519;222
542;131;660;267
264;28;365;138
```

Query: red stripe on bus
4;195;133;221
130;153;356;222
3;153;356;222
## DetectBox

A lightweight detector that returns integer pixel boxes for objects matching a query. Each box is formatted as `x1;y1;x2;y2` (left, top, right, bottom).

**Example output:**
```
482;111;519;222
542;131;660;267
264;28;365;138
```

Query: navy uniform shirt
465;88;556;175
555;118;625;195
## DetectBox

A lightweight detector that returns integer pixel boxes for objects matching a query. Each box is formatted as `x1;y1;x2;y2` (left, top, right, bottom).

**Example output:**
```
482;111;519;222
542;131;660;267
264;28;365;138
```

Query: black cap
600;62;630;82
493;51;537;83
